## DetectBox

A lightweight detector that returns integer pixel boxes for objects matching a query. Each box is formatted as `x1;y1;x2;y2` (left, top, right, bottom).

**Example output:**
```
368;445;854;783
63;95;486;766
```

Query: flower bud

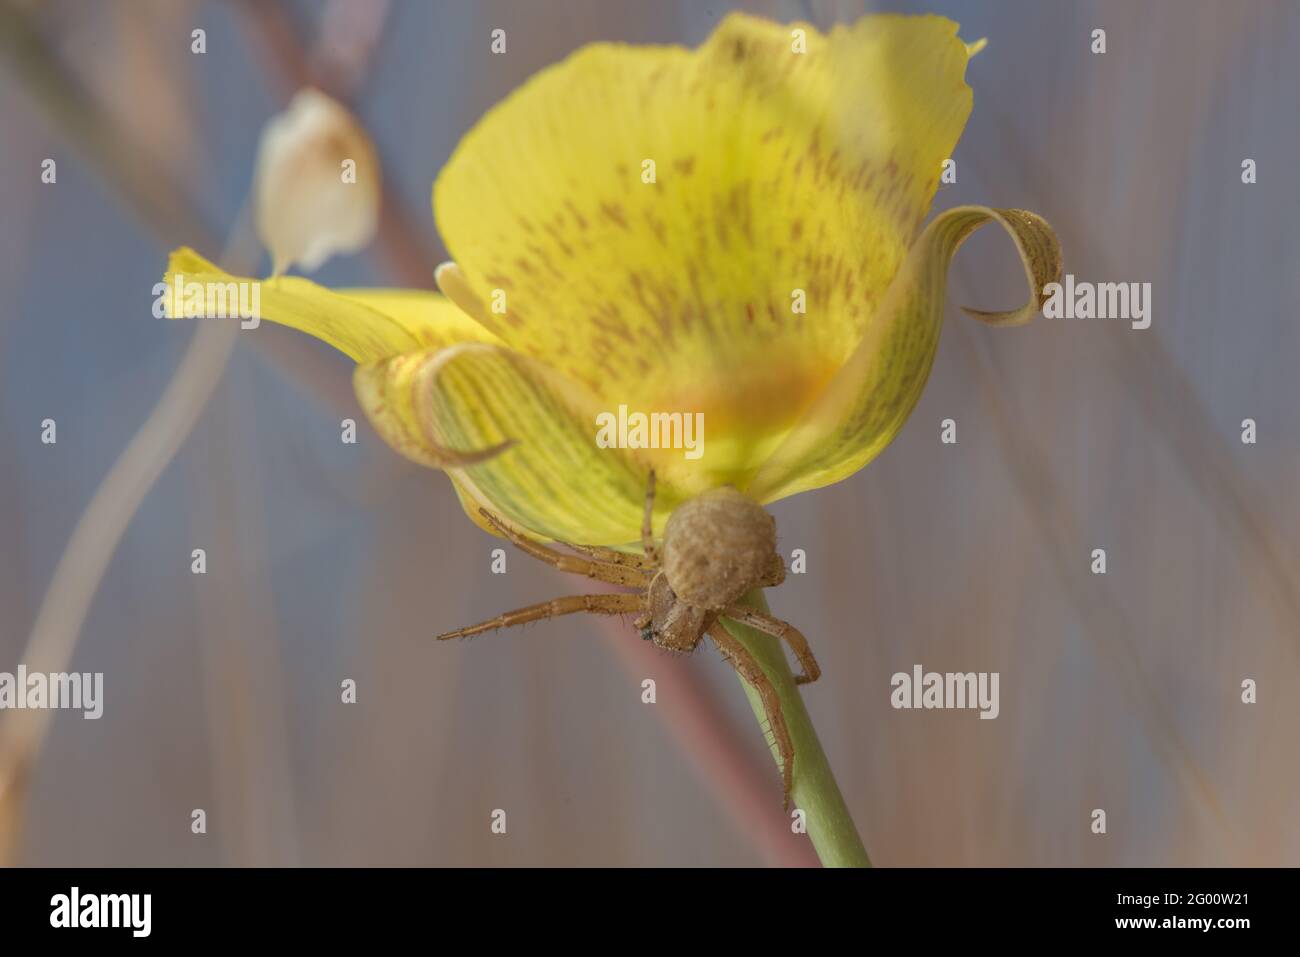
254;88;380;275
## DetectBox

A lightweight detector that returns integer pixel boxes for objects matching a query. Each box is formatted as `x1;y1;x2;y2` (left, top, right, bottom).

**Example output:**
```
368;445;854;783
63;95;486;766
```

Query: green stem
721;589;871;867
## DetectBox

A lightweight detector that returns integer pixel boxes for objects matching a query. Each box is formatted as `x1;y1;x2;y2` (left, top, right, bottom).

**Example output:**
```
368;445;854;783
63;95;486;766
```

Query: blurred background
1;0;1297;866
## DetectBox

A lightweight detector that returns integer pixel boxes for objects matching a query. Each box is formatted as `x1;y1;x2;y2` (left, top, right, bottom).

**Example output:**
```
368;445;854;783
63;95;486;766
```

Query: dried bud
662;487;777;610
253;88;380;275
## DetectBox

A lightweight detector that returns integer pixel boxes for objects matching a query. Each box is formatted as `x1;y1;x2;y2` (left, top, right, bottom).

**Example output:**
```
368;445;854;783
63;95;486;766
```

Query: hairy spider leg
567;542;657;572
477;509;650;588
437;593;645;641
707;622;795;807
722;605;821;685
641;470;661;564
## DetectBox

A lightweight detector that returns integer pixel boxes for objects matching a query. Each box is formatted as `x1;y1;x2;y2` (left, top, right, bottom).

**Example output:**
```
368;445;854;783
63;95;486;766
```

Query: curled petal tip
431;436;516;469
434;260;492;326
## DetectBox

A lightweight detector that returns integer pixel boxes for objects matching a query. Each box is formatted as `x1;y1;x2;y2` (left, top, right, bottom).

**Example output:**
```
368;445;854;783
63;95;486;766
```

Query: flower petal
747;206;1062;501
163;247;498;362
433;13;977;487
352;349;517;469
381;343;673;544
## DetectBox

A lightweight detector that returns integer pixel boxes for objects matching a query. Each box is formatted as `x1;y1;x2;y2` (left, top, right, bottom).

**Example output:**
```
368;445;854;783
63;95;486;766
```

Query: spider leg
758;553;787;588
641;470;661;564
437;592;644;640
567;542;657;572
478;509;650;587
721;606;821;685
707;622;795;808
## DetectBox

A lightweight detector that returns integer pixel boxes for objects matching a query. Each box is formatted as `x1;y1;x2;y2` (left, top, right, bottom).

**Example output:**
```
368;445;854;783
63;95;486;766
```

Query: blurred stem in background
0;0;238;863
0;306;245;865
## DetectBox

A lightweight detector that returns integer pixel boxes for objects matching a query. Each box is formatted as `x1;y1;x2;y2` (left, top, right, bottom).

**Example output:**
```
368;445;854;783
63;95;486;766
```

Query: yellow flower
164;13;1060;546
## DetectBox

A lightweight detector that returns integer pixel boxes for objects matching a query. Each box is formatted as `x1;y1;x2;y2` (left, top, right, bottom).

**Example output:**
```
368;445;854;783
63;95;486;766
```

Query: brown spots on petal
712;209;729;248
645;212;668;247
725;182;754;245
542;221;576;259
673;156;696;176
595;300;624;324
852;160;872;190
600;201;630;231
686;262;705;321
564;200;589;231
627;270;677;345
790;219;803;241
590;315;636;345
523;241;566;282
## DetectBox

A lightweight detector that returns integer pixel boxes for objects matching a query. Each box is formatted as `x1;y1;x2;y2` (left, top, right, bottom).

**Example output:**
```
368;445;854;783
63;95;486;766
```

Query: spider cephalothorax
438;474;820;804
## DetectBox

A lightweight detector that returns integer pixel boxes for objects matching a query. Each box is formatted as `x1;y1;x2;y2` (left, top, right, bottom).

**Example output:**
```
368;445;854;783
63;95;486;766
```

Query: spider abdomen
661;486;777;611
